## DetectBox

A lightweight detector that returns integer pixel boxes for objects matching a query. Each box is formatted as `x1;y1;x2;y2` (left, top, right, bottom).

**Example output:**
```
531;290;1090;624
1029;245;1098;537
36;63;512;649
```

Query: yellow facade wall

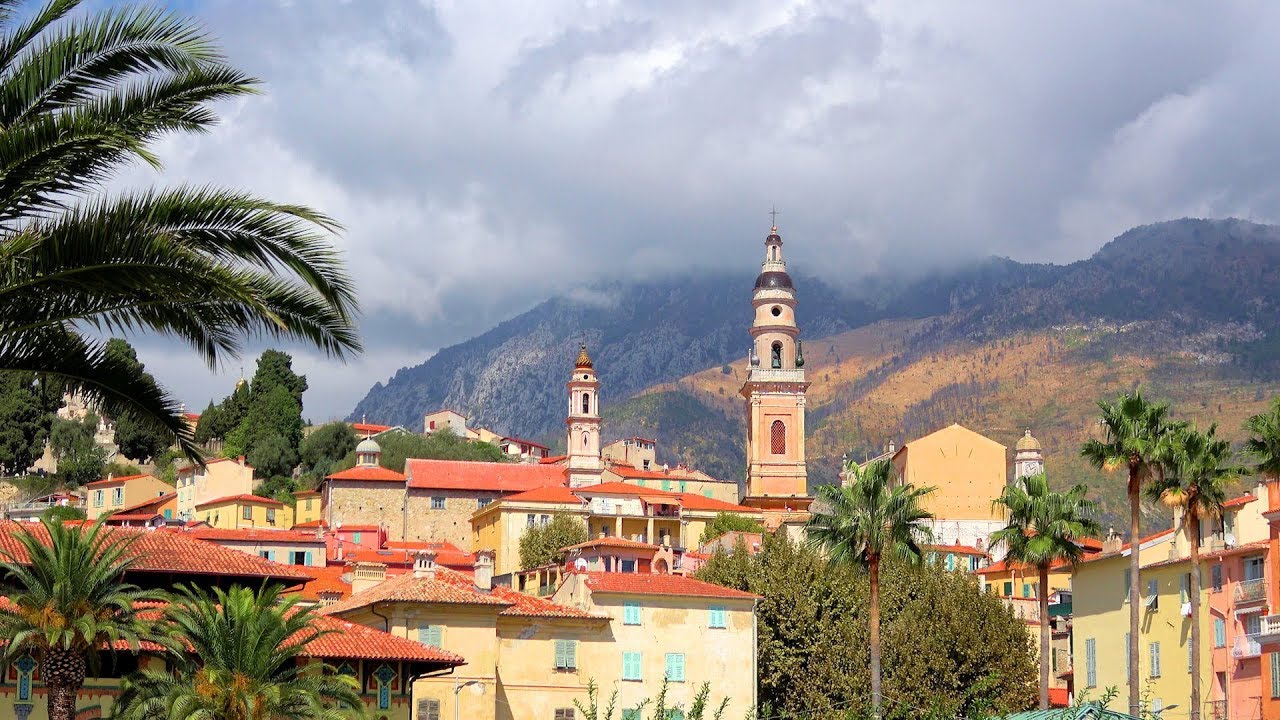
86;475;174;520
197;499;293;530
294;492;322;526
893;424;1008;522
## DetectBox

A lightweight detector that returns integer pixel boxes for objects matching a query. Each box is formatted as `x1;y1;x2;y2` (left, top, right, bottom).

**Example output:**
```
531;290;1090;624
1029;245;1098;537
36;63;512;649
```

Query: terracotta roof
293;519;328;529
325;465;406;482
606;465;697;480
576;481;664;497
502;437;550;450
978;558;1073;575
85;474;152;488
185;527;325;544
563;537;657;552
1223;494;1259;509
195;494;283;509
293;565;352;602
177;457;252;474
383;541;475;567
540;455;569;464
0;523;312;582
405;459;566;493
501;485;584;504
676;493;761;513
351;422;393;435
1144;539;1270;569
340;546;474;569
334;524;381;533
104;513;164;523
306;614;464;664
1079;528;1177;564
321;565;598;619
112;493;177;516
579;571;760;600
926;544;988;556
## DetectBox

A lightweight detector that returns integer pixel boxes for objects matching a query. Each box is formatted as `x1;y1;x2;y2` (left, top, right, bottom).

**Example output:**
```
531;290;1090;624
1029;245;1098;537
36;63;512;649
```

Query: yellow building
603;463;739;504
293;490;322;526
320;551;759;720
471;482;763;576
194;493;293;530
85;473;174;520
174;456;255;522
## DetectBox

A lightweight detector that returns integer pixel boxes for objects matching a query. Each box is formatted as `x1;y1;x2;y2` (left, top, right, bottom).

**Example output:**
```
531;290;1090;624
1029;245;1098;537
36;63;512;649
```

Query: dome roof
1015;429;1041;451
575;344;594;369
356;437;381;455
754;271;793;290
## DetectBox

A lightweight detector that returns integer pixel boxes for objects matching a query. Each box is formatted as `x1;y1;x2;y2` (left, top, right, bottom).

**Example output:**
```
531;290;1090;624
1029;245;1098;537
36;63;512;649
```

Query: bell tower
741;224;811;518
567;345;604;487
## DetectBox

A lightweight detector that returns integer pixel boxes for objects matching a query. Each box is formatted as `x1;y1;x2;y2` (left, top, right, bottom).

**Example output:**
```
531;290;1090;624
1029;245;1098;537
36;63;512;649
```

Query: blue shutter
305;551;314;566
709;607;726;629
623;652;641;681
1085;638;1097;687
624;601;641;625
1215;618;1227;647
418;625;442;648
665;653;685;682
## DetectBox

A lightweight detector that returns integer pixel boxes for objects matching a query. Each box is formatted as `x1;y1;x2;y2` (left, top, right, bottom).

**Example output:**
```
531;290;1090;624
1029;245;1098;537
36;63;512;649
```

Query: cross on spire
769;205;780;228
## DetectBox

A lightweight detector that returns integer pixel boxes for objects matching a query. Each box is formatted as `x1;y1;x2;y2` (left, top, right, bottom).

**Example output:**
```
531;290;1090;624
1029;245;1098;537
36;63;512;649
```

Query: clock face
1021;461;1042;476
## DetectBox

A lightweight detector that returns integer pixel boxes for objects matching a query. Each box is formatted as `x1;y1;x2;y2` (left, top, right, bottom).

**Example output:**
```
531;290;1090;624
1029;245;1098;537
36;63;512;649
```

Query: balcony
1233;634;1262;659
1234;577;1267;604
1261;614;1280;642
1208;700;1226;720
746;368;806;383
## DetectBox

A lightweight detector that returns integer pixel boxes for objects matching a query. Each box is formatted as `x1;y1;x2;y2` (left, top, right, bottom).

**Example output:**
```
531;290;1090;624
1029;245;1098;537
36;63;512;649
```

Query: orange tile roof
502;437;550;450
383;541;475;567
1078;528;1177;564
334;524;381;532
1223;494;1259;509
306;614;464;665
927;544;988;556
104;513;164;523
325;465;406;482
293;564;352;602
540;455;568;464
563;537;657;552
576;481;664;497
320;566;599;619
351;422;393;435
676;493;761;513
501;485;583;504
194;494;283;509
579;571;760;600
606;465;695;480
85;474;152;488
293;519;328;529
185;527;325;544
0;523;312;582
405;459;566;492
112;493;177;516
1144;539;1270;569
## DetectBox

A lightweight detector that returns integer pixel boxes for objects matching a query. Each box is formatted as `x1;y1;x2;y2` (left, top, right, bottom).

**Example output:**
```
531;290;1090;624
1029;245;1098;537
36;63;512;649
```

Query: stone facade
323;481;405;537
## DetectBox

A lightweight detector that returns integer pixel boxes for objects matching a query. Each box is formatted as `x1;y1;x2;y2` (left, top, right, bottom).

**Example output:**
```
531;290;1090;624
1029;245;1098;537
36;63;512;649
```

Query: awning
642;497;681;506
1235;605;1265;615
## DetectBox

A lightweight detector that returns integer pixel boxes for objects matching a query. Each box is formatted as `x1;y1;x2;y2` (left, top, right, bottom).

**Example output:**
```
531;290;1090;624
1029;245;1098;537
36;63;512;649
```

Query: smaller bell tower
566;345;604;487
1014;429;1044;479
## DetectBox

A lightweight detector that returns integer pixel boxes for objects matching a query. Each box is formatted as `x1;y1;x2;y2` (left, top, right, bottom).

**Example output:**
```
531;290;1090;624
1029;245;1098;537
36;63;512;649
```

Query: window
1180;573;1190;603
554;640;578;670
620;559;636;573
709;607;727;629
292;551;307;565
1085;638;1097;687
662;480;671;491
1149;642;1161;678
623;711;642;720
1125;633;1132;683
679;481;687;493
665;653;685;682
770;341;782;369
624;602;641;625
417;699;441;720
555;710;575;720
418;625;443;648
477;497;492;509
945;554;955;572
1022;583;1032;598
1215;617;1227;647
259;550;275;561
1247;613;1262;637
112;487;123;505
582;392;591;414
1123;569;1132;601
667;712;685;720
1247;556;1266;581
622;652;642;681
527;514;537;528
1147;579;1159;610
242;506;252;521
431;497;446;510
353;531;363;544
540;515;551;526
429;420;436;430
306;499;313;511
1003;581;1013;596
1212;564;1223;592
266;508;276;524
94;490;104;507
163;509;172;519
703;489;712;498
1272;652;1280;698
770;420;785;454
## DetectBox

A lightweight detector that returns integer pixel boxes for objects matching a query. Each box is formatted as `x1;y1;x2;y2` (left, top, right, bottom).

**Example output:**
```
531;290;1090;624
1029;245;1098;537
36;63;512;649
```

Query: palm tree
0;518;170;720
991;474;1100;710
806;458;935;720
1080;391;1180;716
114;583;364;720
0;0;360;462
1148;425;1242;720
1245;397;1280;482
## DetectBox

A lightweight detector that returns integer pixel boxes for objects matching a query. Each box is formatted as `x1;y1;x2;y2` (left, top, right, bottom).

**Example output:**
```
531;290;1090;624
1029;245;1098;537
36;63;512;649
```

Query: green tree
104;339;169;463
0;372;59;475
228;352;307;469
299;421;358;480
0;518;170;720
48;414;106;486
1148;425;1243;720
246;430;299;481
697;533;1036;719
698;511;765;545
41;504;86;523
331;427;510;473
804;458;935;720
990;474;1100;710
0;0;360;464
248;349;309;406
519;513;588;570
575;678;727;720
1080;391;1180;716
1245;397;1280;482
114;583;364;720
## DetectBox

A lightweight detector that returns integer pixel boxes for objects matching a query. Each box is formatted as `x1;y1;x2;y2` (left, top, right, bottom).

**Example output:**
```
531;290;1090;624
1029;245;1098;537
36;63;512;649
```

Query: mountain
351;218;1280;528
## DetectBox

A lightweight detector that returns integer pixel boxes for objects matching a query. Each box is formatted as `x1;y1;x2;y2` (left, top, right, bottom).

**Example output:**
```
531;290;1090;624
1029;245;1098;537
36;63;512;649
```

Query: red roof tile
185;527;325;544
502;485;583;504
676;493;761;513
0;523;312;582
194;494;283;509
563;537;657;552
103;513;164;523
305;614;464;664
85;474;153;488
580;571;760;600
926;544;988;556
1224;494;1259;509
540;455;568;464
405;459;566;493
576;481;663;497
293;565;352;602
334;524;381;532
321;566;598;619
294;519;328;529
326;465;406;482
1078;528;1177;564
112;493;177;516
351;422;393;434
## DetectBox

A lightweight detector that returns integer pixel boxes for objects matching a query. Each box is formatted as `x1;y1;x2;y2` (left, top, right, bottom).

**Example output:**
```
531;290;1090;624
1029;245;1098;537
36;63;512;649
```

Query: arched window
770;420;786;454
582;392;591;414
771;342;783;369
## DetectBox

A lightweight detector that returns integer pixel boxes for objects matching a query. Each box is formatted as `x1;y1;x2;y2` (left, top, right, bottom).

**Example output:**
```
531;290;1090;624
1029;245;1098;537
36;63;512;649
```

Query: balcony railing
746;368;806;383
1261;614;1280;640
1207;699;1226;720
1235;577;1267;604
1233;634;1262;659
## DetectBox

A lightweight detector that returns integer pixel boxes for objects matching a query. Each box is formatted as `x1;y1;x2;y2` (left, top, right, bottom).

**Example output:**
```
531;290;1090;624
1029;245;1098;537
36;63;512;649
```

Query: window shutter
1215;618;1226;647
305;551;313;566
1125;632;1132;683
567;640;577;669
1212;564;1223;591
625;602;640;625
1188;642;1193;672
1124;569;1132;598
1150;642;1161;677
419;625;442;648
1180;573;1189;603
417;699;441;720
555;640;567;669
1272;652;1280;698
1085;638;1097;687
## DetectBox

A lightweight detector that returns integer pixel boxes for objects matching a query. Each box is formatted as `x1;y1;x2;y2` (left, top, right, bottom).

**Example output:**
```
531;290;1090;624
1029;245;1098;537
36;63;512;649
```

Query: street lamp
453;679;485;720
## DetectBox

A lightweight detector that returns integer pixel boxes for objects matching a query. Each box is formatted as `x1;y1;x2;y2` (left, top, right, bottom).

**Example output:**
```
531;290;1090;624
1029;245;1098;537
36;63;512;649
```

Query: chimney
350;562;387;594
888;441;896;454
414;550;438;579
475;549;495;591
317;589;343;607
1103;527;1123;555
238;455;246;465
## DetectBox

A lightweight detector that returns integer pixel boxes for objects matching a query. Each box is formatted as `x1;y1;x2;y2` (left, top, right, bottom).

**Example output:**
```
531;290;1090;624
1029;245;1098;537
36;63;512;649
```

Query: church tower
1014;429;1044;478
566;345;604;487
740;224;812;517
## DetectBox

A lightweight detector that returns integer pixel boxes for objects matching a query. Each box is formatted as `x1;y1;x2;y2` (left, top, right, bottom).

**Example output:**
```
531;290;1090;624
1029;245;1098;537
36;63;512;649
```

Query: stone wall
405;489;504;548
325;481;407;538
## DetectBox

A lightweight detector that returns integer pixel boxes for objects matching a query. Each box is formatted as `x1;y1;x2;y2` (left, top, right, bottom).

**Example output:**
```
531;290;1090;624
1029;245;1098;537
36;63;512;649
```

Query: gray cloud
118;0;1280;418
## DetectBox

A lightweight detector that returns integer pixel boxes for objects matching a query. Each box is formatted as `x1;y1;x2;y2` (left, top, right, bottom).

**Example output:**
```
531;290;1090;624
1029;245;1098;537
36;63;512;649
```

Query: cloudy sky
123;0;1280;420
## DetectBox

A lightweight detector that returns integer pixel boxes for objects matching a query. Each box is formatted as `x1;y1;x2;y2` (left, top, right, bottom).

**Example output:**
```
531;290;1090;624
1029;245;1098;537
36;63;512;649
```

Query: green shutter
710;607;726;629
623;712;641;720
665;653;685;682
554;640;576;669
1124;568;1132;598
1272;652;1280;698
623;651;641;681
418;625;442;648
1003;581;1012;596
1085;638;1097;687
624;602;641;625
1215;618;1227;647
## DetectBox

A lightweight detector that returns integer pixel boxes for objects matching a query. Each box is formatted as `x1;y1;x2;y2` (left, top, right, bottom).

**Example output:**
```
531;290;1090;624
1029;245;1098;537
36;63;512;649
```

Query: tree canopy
299;422;358;481
0;372;59;475
696;533;1036;720
698;512;765;545
519;514;588;570
48;414;105;487
104;339;170;464
332;427;510;473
